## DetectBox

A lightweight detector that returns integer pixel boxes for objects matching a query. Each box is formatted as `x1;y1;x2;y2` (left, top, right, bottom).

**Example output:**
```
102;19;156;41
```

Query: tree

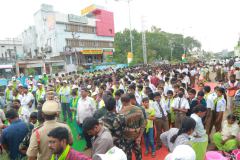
114;26;202;64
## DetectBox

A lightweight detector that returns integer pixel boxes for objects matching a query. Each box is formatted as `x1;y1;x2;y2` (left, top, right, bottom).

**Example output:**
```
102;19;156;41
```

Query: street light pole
128;0;133;55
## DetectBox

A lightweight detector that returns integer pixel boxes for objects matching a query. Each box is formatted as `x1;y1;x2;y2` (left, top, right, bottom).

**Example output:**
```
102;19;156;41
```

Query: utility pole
141;16;147;64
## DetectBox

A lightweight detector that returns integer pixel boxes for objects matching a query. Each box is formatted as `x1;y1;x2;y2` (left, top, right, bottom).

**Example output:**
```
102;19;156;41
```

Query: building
22;4;115;73
22;26;37;58
0;38;23;64
234;37;240;57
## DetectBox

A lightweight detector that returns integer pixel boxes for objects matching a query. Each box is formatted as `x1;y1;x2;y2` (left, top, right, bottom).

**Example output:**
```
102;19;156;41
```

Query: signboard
127;52;133;64
68;14;88;24
47;15;55;30
26;63;42;68
82;49;102;55
103;49;113;62
52;63;64;67
81;4;96;15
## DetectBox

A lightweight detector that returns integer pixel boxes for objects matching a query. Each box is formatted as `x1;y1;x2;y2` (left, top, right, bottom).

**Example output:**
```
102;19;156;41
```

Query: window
65;23;96;34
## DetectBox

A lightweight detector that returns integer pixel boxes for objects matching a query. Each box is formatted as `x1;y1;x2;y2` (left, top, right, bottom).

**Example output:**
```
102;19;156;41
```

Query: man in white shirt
76;87;96;149
152;92;169;149
173;88;190;128
20;86;34;122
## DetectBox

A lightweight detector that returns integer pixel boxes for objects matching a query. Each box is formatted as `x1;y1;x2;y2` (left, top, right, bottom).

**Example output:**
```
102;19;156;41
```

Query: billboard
81;5;96;15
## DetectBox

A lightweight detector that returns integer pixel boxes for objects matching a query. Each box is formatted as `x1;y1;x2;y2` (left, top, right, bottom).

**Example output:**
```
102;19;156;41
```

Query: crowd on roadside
1;62;240;160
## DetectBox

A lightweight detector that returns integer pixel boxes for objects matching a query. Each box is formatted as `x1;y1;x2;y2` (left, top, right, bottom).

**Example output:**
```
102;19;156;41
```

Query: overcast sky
0;0;239;52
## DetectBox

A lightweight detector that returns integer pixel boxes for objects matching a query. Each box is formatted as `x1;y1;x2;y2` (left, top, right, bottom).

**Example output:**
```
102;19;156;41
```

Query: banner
127;52;133;64
82;49;102;55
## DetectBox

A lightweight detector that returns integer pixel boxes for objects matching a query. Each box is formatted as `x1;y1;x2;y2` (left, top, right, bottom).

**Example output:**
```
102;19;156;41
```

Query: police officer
27;100;73;160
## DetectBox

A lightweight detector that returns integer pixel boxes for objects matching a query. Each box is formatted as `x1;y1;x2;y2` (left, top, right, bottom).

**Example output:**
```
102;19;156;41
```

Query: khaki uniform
27;119;73;160
27;100;73;160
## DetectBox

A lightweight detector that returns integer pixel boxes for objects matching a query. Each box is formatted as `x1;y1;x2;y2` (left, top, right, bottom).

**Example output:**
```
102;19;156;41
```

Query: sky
0;0;240;52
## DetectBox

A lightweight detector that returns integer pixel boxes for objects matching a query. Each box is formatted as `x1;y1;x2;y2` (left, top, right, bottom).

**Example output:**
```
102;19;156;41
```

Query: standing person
225;74;240;113
188;91;207;116
115;90;123;113
190;105;208;160
160;117;196;152
119;94;145;160
101;96;126;148
83;117;113;160
234;67;240;81
27;100;73;160
163;90;175;127
209;87;227;134
69;89;80;137
190;67;197;88
173;88;190;128
152;92;169;149
186;89;197;116
0;109;30;160
212;114;239;152
48;127;91;160
36;83;45;104
76;87;96;149
59;80;71;122
129;93;147;119
142;97;156;157
4;83;13;104
203;86;215;136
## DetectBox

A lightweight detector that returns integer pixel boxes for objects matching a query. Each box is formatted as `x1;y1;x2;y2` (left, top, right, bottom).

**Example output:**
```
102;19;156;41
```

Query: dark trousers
122;139;142;160
155;118;169;147
175;112;186;128
61;103;72;121
78;124;92;148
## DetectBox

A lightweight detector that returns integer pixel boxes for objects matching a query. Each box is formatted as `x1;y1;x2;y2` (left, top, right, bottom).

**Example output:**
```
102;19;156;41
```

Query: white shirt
116;99;122;113
164;83;173;96
162;98;174;112
173;97;190;110
135;91;142;105
205;93;214;110
149;83;156;92
221;120;239;140
183;68;189;74
190;113;207;142
182;76;190;86
190;69;196;76
151;101;168;118
76;97;96;123
215;96;226;112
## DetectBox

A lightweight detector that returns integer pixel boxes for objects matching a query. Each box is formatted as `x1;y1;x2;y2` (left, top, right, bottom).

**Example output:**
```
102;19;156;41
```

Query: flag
127;52;133;64
182;54;187;62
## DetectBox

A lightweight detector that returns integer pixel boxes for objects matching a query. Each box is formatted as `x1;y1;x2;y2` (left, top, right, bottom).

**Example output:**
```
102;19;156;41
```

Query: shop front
81;49;103;64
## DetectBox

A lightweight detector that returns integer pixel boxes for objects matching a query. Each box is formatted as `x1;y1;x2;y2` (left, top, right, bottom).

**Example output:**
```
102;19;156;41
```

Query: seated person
212;114;239;152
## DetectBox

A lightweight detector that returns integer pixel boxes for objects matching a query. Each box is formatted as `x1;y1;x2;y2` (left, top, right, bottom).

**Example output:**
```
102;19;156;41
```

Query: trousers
155;118;169;147
61;103;72;121
122;139;142;160
143;128;155;153
175;112;186;128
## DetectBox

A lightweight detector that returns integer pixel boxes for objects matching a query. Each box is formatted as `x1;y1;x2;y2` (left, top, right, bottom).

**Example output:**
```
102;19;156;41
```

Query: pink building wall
93;9;115;37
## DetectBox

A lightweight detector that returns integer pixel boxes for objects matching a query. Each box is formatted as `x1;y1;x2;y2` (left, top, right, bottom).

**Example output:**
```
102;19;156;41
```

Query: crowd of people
0;63;240;160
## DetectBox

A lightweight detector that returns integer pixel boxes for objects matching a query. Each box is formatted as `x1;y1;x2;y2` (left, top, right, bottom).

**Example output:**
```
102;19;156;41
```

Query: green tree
114;26;201;64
